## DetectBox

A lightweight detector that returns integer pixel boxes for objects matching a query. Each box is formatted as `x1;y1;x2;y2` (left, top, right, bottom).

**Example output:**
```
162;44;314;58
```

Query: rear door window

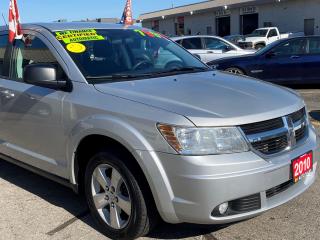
308;38;320;54
181;38;202;49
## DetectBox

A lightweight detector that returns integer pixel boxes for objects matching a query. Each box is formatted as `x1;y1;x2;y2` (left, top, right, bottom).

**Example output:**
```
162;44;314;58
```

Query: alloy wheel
91;164;132;230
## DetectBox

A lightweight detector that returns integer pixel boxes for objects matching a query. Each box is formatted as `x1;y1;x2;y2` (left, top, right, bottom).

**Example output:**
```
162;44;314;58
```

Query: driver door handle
290;55;301;59
206;51;214;54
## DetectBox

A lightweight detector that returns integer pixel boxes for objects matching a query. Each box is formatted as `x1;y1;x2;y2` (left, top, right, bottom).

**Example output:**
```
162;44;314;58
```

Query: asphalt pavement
0;87;319;240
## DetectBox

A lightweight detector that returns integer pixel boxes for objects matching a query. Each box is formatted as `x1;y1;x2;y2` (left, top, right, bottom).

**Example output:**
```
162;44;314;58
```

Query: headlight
157;124;249;155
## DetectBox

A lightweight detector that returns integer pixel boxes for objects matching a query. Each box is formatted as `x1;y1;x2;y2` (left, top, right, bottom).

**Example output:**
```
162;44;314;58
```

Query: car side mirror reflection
23;64;68;90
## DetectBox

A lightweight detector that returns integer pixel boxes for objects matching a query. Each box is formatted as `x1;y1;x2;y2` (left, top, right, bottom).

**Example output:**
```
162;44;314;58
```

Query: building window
152;20;160;32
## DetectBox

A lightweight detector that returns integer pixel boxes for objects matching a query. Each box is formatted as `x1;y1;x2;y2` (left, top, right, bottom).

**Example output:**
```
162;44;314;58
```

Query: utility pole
172;1;174;8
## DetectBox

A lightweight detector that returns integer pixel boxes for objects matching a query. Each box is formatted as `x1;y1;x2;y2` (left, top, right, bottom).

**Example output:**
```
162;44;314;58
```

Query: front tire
84;150;155;239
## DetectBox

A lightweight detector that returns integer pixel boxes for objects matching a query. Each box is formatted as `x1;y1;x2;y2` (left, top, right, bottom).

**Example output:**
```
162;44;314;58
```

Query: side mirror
222;45;232;52
23;64;68;90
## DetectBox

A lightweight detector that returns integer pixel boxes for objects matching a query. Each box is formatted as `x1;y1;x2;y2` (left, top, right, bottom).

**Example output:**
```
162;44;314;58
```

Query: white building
139;0;320;37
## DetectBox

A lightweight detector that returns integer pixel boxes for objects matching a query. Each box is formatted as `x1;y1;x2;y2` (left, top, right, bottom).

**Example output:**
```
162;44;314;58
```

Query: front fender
66;115;180;223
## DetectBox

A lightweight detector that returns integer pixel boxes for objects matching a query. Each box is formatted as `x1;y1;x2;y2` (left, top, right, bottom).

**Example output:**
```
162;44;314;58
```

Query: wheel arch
67;115;179;223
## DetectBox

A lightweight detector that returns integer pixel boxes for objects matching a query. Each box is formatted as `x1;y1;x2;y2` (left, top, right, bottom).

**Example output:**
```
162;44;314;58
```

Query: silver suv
0;23;317;239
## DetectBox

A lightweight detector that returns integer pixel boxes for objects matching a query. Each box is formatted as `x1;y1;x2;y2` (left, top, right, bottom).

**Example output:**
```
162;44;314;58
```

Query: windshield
54;28;208;83
248;29;268;37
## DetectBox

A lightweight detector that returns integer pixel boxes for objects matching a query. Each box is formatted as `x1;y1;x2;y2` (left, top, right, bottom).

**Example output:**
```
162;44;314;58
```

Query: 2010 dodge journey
0;23;317;239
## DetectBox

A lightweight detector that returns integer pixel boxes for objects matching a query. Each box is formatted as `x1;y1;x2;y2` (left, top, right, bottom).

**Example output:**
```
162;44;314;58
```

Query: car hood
208;54;256;65
94;71;304;127
239;36;266;43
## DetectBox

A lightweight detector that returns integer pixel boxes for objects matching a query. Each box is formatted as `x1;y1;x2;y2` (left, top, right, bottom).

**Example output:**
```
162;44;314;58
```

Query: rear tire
225;67;245;75
84;150;156;239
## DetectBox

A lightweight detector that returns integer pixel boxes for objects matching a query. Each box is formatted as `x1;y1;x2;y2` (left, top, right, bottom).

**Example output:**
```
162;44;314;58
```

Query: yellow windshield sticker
56;29;105;44
66;43;86;53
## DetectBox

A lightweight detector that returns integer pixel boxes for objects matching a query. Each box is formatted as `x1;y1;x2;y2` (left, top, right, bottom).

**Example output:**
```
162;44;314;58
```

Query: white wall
184;12;216;35
142;0;320;36
258;0;320;34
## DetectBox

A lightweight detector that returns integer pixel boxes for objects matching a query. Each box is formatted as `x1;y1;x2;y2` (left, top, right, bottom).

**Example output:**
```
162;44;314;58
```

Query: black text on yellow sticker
56;29;105;44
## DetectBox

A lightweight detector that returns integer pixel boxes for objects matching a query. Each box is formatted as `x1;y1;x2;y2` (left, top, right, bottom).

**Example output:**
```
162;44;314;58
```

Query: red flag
120;0;133;25
8;0;22;43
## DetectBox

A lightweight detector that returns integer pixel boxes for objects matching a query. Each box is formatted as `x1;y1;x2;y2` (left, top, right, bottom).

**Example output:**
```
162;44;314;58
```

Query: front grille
295;124;307;142
266;180;293;198
240;108;308;155
241;118;284;135
289;108;306;122
251;135;288;155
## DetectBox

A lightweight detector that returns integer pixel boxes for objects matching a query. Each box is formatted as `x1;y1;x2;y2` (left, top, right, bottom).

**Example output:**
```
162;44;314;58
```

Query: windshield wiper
165;66;209;72
87;73;152;81
87;67;210;82
150;66;210;75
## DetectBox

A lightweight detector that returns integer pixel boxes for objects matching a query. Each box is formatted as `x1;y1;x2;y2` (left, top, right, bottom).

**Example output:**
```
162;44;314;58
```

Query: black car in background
208;36;320;85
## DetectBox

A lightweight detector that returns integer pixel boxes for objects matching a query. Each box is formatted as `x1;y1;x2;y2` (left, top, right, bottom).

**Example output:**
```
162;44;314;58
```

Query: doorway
304;19;315;36
216;16;230;37
241;13;259;35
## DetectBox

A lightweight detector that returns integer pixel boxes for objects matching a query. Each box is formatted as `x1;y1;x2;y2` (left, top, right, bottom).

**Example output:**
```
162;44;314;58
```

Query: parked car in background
238;27;304;50
209;36;320;85
172;35;256;63
223;34;245;46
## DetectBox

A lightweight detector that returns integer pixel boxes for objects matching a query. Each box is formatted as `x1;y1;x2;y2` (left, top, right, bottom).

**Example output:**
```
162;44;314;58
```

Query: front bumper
141;125;318;224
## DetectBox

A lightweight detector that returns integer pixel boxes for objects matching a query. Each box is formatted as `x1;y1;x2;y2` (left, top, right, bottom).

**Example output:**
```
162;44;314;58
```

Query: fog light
218;202;229;215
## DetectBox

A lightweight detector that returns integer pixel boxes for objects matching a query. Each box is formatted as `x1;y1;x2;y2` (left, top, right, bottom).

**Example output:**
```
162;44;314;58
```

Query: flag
8;0;22;43
120;0;134;25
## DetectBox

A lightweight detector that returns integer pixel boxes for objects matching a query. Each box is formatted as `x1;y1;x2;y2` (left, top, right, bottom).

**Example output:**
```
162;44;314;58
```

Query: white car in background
172;35;256;63
238;27;304;50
